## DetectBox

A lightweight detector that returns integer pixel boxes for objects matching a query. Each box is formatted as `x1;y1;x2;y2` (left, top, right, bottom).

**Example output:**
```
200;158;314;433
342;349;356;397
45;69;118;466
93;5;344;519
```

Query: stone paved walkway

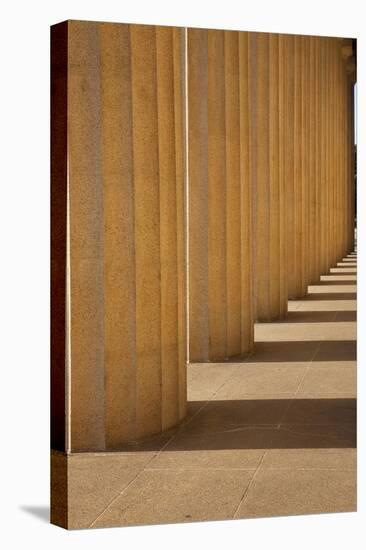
55;252;356;529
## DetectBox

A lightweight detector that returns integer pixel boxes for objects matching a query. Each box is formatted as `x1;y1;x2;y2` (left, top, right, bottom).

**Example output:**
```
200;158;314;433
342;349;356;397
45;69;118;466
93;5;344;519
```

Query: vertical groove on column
130;25;162;438
100;23;136;447
239;32;254;352
269;34;280;317
278;35;288;317
324;39;331;272
319;38;327;275
173;27;187;419
156;26;180;431
329;39;334;268
225;31;241;357
309;36;317;283
254;33;270;319
293;35;304;297
325;39;330;270
329;39;334;269
278;34;288;318
188;29;209;362
314;36;321;280
68;21;105;451
208;30;227;359
282;35;296;300
336;46;341;261
301;36;309;293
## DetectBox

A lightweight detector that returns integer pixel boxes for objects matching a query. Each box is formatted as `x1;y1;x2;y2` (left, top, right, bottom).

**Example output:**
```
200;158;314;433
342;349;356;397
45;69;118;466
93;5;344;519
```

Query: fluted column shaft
51;21;187;452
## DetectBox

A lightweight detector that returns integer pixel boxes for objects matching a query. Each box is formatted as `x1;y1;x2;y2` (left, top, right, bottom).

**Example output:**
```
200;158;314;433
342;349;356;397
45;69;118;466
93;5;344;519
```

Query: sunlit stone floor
52;252;356;529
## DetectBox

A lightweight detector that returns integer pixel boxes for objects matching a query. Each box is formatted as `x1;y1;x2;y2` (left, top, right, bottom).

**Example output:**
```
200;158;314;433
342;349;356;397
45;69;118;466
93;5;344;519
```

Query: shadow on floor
328;271;357;275
97;398;356;453
314;281;356;286
245;340;356;362
302;293;356;300
284;311;356;323
20;505;49;523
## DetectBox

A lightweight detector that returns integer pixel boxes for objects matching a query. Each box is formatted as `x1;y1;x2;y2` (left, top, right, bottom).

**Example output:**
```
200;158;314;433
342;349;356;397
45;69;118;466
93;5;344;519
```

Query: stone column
188;28;254;361
314;36;322;280
51;20;187;453
250;33;288;320
301;36;310;292
319;37;328;276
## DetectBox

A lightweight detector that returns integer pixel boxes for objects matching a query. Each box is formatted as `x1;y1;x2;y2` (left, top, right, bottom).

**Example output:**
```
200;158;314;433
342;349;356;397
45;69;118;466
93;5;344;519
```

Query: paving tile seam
86;401;214;527
88;371;246;526
233;452;268;518
87;468;145;528
275;340;322;429
84;255;357;528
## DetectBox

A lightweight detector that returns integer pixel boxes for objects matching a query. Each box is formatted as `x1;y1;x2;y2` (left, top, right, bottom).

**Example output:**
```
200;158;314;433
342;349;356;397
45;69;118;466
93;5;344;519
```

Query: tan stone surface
91;469;255;527
296;364;356;395
252;32;270;319
291;299;356;312
255;321;356;341
67;454;149;529
130;24;162;439
239;31;254;353
54;21;187;452
58;252;357;528
99;22;136;447
188;28;254;361
236;469;356;518
208;29;227;360
261;448;356;470
187;362;239;401
269;34;284;318
68;21;105;451
156;25;183;431
214;363;307;397
188;28;209;361
225;30;242;357
52;20;356;529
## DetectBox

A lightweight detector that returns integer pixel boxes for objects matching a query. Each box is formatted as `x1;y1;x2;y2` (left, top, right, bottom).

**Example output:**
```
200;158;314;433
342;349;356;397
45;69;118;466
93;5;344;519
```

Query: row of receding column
51;22;355;453
287;34;356;299
188;30;356;362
